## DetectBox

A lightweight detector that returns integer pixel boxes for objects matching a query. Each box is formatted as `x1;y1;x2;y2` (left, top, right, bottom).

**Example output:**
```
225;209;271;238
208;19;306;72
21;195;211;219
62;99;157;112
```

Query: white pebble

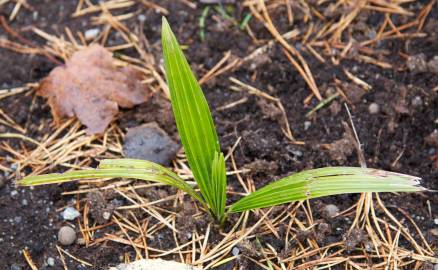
434;218;438;225
47;257;55;266
368;103;380;114
138;14;146;22
411;96;422;107
304;121;312;131
84;28;100;40
62;207;80;221
102;211;111;220
232;247;240;256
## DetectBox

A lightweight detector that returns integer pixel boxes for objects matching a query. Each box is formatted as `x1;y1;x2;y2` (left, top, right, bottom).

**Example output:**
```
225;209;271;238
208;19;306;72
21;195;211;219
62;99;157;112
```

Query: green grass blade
210;152;227;221
18;159;206;207
229;167;425;213
162;17;225;216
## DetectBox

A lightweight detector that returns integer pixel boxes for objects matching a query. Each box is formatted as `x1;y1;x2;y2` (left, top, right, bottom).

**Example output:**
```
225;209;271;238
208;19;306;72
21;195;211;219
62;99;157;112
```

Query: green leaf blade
210;152;227;221
19;159;206;207
229;167;425;213
162;17;225;217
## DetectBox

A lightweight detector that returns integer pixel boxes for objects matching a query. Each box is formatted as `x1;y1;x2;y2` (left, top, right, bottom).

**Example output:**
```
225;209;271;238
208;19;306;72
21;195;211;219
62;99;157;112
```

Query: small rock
368;102;380;114
14;216;22;224
62;207;80;221
304;121;311;131
58;226;76;246
232;247;240;256
430;228;438;236
323;204;340;218
84;28;100;40
10;190;18;197
406;53;427;72
434;264;438;270
434;218;438;225
411;96;423;107
123;122;180;166
102;211;111;221
21;199;28;206
427;56;438;74
109;259;200;270
47;257;55;267
137;14;146;22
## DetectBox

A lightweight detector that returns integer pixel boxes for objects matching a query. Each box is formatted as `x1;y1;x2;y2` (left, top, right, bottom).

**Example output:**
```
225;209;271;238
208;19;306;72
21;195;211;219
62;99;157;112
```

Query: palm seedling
19;18;425;224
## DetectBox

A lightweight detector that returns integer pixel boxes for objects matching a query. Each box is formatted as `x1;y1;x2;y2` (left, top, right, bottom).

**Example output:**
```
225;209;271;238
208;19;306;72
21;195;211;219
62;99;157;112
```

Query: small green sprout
19;18;425;224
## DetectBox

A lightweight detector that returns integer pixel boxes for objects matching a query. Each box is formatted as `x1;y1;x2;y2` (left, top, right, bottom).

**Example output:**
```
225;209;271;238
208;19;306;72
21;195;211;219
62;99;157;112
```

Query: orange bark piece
38;44;151;134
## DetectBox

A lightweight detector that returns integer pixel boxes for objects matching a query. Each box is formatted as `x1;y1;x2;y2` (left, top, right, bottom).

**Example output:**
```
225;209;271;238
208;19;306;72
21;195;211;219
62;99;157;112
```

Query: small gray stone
323;204;340;218
368;103;380;114
58;226;76;246
411;96;422;107
232;247;240;256
62;207;80;221
434;218;438;225
304;121;312;131
138;14;146;22
47;257;55;267
123;122;180;166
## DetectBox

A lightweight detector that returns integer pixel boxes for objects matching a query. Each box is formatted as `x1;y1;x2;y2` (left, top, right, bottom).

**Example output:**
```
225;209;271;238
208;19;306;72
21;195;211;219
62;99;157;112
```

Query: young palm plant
19;18;425;224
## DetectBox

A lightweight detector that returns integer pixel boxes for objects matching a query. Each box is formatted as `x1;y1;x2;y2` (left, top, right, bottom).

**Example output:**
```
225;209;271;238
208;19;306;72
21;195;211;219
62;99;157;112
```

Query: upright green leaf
210;152;227;221
229;167;425;213
162;17;226;220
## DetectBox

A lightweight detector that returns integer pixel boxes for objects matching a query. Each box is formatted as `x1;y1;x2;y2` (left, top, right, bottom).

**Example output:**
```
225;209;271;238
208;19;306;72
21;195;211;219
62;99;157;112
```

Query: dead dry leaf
38;44;151;134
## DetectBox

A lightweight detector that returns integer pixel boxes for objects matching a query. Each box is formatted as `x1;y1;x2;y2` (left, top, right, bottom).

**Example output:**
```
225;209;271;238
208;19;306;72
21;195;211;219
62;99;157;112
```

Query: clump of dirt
176;201;210;242
344;228;372;252
87;191;118;225
326;132;356;164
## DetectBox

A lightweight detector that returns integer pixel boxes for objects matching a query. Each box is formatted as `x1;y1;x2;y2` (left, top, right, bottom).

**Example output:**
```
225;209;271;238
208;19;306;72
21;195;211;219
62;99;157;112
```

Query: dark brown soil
0;1;437;269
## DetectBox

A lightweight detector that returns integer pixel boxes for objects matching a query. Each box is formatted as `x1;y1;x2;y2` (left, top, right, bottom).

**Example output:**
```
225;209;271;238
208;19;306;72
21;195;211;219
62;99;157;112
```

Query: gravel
62;207;80;221
58;226;76;246
47;257;55;267
84;28;100;40
368;102;380;114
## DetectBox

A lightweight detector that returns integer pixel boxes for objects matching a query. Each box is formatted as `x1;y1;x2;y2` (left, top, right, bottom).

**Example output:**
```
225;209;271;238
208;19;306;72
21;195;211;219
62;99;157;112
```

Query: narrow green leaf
18;159;207;208
162;17;225;217
210;152;227;221
229;167;425;213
